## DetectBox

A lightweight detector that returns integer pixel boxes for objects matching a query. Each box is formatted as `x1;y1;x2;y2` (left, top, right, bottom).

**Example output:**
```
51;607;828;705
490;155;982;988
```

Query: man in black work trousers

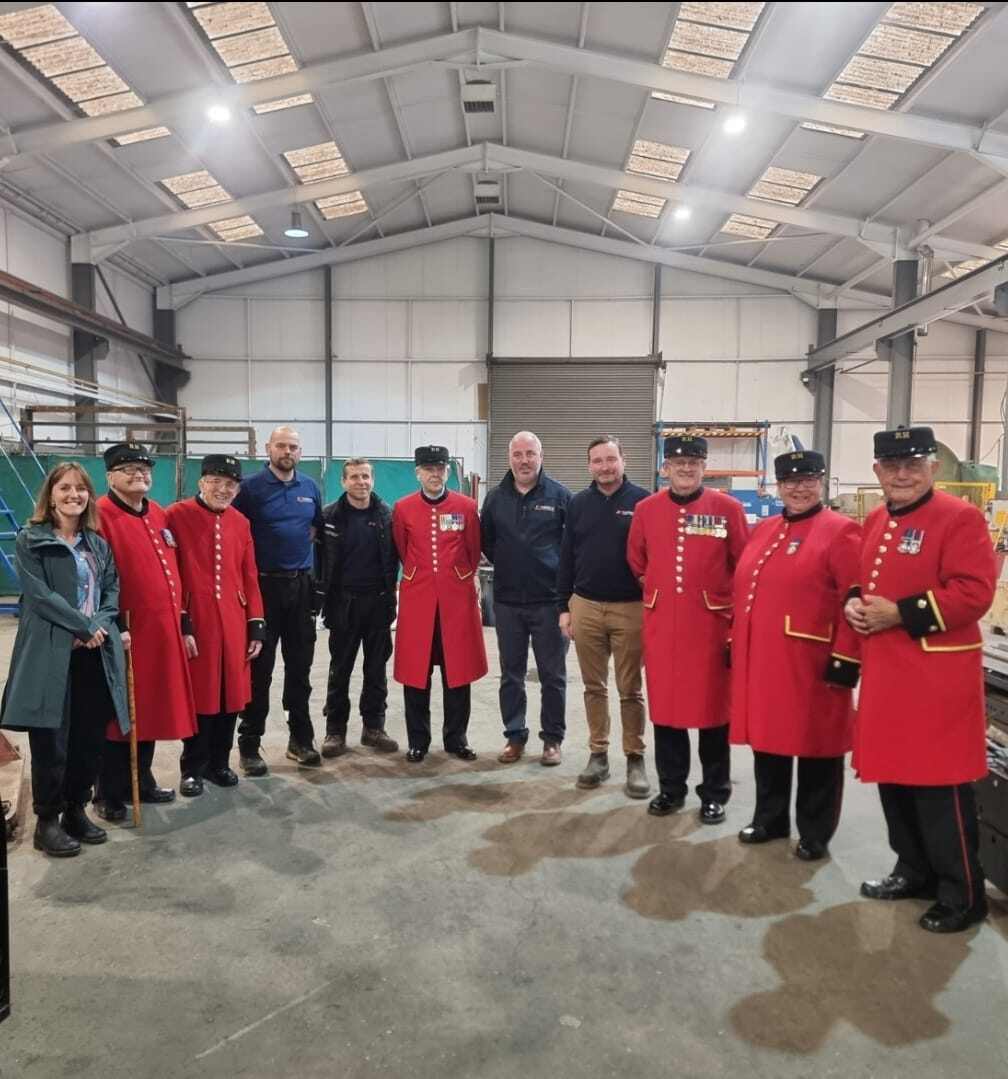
319;458;400;757
233;425;325;773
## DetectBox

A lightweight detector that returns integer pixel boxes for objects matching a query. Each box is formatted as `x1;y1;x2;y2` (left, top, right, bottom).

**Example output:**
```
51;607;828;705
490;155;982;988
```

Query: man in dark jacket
558;436;651;798
481;431;571;766
319;458;400;756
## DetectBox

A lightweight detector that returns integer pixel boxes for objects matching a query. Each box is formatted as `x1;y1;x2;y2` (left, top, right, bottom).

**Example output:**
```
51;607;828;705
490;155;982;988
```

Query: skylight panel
748;165;821;206
651;91;716;109
802;122;865;139
0;4;171;146
721;214;776;239
661;2;765;81
283;141;350;183
612;190;666;218
208;214;263;241
190;1;315;115
940;237;1008;278
315;192;369;220
809;2;984;137
161;170;232;209
627;140;690;182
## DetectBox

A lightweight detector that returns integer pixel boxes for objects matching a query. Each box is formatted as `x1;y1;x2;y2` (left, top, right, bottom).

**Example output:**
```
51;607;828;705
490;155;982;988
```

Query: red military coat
165;498;265;715
730;507;862;757
98;495;196;742
626;487;749;729
392;490;488;689
853;489;996;786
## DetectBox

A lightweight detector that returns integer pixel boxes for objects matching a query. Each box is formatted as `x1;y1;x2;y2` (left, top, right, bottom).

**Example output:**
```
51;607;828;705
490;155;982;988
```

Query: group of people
0;420;996;936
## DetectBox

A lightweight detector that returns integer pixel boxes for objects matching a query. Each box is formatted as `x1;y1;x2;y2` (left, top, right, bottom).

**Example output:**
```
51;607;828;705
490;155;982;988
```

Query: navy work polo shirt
232;465;323;571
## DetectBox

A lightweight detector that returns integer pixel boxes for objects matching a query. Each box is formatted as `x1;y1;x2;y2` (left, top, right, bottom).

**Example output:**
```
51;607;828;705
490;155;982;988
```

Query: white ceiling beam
476;28;1008;162
1;29;478;164
910;179;1008;246
808;254;1008;369
155;216;491;308
154;211;1008;339
82;146;484;252
7;24;1008;170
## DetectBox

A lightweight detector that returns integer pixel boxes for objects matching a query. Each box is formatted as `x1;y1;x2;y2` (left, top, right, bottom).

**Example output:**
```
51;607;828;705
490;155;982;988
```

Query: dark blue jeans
494;601;567;745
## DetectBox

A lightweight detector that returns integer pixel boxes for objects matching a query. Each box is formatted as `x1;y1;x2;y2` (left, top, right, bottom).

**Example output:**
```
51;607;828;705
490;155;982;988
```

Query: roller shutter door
488;359;658;494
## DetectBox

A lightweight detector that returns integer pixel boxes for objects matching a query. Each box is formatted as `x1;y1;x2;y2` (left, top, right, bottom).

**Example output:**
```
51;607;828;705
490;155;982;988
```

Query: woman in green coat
1;462;129;857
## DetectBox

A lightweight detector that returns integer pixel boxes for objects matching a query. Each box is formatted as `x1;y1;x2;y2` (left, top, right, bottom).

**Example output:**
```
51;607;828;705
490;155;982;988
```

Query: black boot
34;816;82;857
61;804;107;845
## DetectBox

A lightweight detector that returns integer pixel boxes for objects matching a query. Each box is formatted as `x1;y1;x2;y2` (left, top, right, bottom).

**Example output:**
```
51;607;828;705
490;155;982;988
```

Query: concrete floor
3;621;1008;1079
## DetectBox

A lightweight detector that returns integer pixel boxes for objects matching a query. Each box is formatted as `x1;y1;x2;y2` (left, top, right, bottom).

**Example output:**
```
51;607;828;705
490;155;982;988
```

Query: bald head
266;425;302;479
509;430;543;492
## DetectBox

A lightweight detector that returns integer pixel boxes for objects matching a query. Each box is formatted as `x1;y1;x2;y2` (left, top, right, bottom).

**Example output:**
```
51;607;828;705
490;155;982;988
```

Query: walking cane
123;611;142;829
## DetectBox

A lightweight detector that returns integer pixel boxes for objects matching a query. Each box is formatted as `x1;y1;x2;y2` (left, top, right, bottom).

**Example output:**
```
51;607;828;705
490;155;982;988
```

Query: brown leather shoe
541;742;562;766
497;740;525;764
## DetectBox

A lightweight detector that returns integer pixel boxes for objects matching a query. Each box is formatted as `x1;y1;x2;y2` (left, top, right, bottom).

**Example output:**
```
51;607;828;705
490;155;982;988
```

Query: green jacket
1;523;129;733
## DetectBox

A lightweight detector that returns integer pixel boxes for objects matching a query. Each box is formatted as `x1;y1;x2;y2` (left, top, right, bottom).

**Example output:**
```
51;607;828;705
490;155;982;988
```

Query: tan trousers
569;594;645;756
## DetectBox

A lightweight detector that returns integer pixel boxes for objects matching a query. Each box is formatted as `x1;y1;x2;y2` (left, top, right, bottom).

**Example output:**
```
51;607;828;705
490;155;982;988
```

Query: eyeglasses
113;465;151;477
778;475;822;487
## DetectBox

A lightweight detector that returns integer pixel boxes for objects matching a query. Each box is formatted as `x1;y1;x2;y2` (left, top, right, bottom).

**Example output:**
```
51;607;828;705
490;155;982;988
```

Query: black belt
259;569;309;579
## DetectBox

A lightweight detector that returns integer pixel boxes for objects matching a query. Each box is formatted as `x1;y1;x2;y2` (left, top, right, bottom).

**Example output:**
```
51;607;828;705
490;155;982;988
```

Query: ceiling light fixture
722;112;746;135
206;103;231;124
284;210;310;238
673;205;692;221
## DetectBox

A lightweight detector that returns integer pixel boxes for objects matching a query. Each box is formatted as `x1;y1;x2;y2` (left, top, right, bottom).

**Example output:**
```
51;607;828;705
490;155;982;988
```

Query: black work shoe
93;800;127;823
648;793;686;816
140;785;176;804
406;748;427;763
447;745;477;761
61;805;107;845
362;727;399;753
240;751;268;777
699;801;726;825
180;776;204;798
796;839;828;861
919;899;988;933
321;734;347;758
205;767;239;787
738;823;790;844
577;753;610;789
286;740;322;767
34;817;81;857
860;874;937;901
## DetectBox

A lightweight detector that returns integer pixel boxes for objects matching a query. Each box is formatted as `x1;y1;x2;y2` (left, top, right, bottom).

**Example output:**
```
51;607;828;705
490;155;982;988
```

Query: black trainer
286;740;322;766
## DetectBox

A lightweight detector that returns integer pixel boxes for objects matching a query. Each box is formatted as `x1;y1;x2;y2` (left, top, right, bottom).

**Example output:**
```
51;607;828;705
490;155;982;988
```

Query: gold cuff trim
920;638;981;653
644;589;658;610
926;589;947;633
784;615;833;643
454;566;474;581
831;652;860;664
702;590;732;611
402;566;417;581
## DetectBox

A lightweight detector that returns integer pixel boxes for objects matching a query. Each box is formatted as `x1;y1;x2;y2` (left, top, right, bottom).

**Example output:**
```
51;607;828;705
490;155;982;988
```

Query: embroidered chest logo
897;528;925;555
684;514;728;539
296;496;314;503
439;513;465;532
532;504;556;512
615;509;635;517
786;539;802;555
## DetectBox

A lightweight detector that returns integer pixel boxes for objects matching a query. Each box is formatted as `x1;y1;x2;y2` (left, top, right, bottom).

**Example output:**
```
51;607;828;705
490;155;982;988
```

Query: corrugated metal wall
488;359;657;494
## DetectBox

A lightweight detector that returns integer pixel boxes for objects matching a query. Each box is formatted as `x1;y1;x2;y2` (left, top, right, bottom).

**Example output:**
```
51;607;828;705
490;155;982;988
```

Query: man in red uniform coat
730;450;862;860
392;445;487;762
166;456;265;795
627;434;748;824
847;425;996;933
95;443;197;821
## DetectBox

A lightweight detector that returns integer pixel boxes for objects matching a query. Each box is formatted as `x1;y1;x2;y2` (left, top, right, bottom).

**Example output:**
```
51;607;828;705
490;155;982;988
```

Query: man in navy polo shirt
233;426;325;773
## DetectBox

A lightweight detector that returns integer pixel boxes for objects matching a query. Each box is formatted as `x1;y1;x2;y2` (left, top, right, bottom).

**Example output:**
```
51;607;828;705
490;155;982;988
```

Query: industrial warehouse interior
2;1;1008;1076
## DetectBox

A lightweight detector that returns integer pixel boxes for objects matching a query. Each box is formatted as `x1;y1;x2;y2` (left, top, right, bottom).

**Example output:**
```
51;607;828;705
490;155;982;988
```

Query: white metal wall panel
572;300;651;357
333;300;408;359
494;300;570;356
489;361;657;493
178;298;247;360
332;361;409;421
660;299;740;361
411;300;485;359
251;300;324;360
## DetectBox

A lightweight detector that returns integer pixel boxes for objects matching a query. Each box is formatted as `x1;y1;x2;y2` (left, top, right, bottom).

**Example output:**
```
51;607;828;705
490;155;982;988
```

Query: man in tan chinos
557;436;651;798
